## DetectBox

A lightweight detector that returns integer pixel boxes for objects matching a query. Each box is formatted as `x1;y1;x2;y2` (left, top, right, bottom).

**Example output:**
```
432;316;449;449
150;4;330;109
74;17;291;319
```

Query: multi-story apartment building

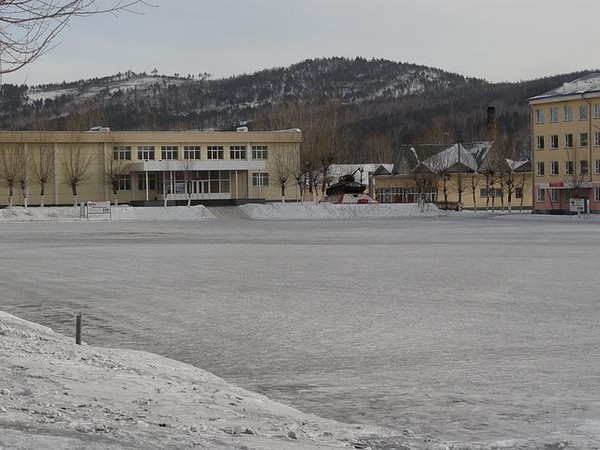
528;74;600;213
0;129;302;207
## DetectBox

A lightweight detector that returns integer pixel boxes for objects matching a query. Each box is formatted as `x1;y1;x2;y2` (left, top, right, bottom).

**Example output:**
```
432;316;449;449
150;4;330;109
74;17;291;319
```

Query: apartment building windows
137;146;155;161
550;135;559;149
229;145;247;160
579;104;589;121
550;161;559;176
536;136;545;150
515;187;523;199
480;188;503;198
117;174;131;191
207;145;224;160
138;173;157;191
596;188;600;203
579;133;589;147
549;108;559;122
252;145;268;160
565;160;573;175
113;146;131;160
549;189;559;203
536;161;545;176
535;109;544;124
252;172;269;187
183;145;201;159
594;104;600;119
595;131;600;147
161;146;178;160
536;189;545;202
564;106;573;121
580;160;589;175
564;133;573;148
595;159;600;175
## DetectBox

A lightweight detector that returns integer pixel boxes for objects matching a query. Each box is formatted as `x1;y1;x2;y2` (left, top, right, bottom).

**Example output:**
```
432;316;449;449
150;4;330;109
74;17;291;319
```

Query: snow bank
0;205;216;222
240;202;442;220
0;311;406;450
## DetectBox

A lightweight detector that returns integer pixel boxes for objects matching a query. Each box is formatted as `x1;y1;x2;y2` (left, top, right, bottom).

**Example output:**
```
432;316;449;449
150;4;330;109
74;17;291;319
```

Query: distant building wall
0;130;302;206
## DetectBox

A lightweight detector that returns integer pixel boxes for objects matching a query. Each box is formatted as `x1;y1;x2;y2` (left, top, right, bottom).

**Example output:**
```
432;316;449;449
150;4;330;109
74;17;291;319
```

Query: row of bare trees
254;99;397;202
0;142;132;207
407;132;530;212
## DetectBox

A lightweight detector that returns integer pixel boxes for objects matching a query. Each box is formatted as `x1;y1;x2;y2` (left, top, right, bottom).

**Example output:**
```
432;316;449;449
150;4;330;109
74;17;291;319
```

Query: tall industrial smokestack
486;106;496;141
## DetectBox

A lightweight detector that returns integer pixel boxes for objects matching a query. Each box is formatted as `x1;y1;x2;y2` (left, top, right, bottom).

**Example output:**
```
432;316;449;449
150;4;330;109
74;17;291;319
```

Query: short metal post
76;313;82;345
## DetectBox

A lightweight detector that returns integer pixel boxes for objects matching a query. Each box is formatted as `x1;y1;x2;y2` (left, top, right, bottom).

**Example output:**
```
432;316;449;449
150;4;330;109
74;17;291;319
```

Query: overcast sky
4;0;600;86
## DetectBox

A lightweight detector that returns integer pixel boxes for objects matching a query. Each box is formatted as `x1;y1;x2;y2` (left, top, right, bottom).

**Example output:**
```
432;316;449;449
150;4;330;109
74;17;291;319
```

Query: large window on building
550;135;559;149
594;104;600;119
550;161;559;175
207;145;224;160
515;187;523;199
549;108;558;123
161;146;178;160
479;188;503;198
580;160;589;174
536;161;545;176
251;145;268;160
535;109;544;124
117;174;131;191
229;145;247;160
252;172;269;187
138;173;157;191
536;136;545;150
564;106;573;122
579;104;589;121
138;146;155;160
595;160;600;175
595;131;600;147
113;146;131;160
579;133;589;147
564;133;573;148
184;146;201;159
536;189;545;202
565;160;573;175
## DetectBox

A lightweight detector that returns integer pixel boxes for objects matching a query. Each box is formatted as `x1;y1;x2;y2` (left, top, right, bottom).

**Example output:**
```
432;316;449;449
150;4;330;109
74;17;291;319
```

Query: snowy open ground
1;204;599;449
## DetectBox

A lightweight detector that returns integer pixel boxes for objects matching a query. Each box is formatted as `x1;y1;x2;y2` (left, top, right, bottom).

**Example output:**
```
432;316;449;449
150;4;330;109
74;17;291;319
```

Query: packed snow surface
1;204;599;449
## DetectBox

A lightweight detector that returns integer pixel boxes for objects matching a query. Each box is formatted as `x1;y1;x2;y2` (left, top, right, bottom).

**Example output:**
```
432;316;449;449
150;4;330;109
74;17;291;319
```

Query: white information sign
86;201;112;219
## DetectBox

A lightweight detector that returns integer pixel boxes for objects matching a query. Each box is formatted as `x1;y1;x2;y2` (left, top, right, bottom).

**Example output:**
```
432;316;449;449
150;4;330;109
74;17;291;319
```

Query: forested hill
0;57;595;161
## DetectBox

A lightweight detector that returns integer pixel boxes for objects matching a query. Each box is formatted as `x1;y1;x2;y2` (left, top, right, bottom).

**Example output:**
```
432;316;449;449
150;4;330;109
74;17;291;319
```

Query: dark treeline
0;57;595;162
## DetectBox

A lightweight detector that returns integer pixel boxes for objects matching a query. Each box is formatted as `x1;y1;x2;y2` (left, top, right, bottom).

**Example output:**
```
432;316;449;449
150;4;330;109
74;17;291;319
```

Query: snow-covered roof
328;164;393;183
528;73;600;103
392;142;493;175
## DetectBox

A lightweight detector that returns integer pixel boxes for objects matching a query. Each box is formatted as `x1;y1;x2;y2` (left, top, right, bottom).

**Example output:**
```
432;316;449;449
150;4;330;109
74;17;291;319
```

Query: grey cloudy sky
4;0;599;86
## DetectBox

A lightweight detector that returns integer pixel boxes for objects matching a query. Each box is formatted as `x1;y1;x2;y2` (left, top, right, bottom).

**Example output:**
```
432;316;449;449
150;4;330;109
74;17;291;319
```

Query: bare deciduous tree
269;144;299;203
29;143;54;207
62;143;92;206
0;143;21;206
0;0;151;75
104;149;131;206
364;133;395;164
16;147;29;208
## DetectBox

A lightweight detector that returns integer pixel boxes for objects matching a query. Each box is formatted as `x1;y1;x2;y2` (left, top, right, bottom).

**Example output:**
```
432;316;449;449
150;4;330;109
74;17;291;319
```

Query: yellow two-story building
528;74;600;214
0;129;302;207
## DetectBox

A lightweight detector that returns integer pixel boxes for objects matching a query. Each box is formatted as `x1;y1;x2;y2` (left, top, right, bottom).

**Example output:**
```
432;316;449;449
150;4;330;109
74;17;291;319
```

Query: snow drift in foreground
0;205;217;222
240;202;442;220
0;203;445;223
0;311;408;450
